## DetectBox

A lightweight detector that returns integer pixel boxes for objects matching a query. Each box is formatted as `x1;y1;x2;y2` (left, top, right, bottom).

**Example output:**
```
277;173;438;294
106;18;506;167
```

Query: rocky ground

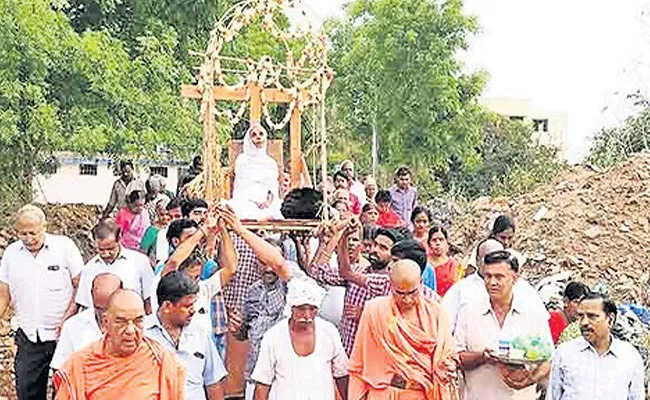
2;155;650;396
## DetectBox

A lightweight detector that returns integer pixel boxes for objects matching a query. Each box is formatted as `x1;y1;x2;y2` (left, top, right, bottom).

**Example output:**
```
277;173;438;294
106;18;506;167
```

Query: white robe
230;131;283;220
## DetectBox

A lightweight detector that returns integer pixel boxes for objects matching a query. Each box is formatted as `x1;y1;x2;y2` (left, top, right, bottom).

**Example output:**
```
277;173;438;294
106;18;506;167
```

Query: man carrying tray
454;250;552;400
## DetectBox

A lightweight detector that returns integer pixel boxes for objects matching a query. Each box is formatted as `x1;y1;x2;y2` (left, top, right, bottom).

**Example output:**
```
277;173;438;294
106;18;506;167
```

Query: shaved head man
54;289;186;400
349;259;455;399
51;273;122;371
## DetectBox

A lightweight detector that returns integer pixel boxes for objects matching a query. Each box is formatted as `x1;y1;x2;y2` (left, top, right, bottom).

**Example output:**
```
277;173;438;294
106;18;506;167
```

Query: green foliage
438;113;564;198
588;104;650;167
326;0;487;194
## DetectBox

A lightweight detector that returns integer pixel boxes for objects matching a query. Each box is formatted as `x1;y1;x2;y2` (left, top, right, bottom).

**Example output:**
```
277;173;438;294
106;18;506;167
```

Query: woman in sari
229;123;283;220
115;190;151;250
427;225;462;297
139;197;170;263
410;206;433;256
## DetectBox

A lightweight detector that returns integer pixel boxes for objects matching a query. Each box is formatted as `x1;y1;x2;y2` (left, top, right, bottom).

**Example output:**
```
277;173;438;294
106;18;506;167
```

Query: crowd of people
0;128;647;400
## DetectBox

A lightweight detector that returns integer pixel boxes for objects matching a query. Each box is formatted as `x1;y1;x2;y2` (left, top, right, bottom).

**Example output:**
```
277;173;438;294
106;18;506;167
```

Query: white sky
297;0;650;162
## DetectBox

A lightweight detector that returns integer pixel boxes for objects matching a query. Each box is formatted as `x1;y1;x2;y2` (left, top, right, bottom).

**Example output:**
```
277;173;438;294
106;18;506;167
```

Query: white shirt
454;291;553;400
547;336;645;400
442;273;549;334
76;247;154;308
155;227;169;264
50;308;102;369
251;317;349;400
150;266;222;335
350;180;366;207
0;234;84;342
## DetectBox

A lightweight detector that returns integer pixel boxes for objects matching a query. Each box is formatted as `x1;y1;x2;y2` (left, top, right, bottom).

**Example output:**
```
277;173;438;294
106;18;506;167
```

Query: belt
389;374;426;392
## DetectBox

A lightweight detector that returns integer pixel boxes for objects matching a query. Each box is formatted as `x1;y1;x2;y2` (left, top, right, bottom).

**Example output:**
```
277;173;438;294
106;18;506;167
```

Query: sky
295;0;650;162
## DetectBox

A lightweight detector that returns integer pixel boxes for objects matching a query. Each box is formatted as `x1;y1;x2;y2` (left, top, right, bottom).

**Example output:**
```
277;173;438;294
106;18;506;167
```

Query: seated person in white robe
230;123;284;221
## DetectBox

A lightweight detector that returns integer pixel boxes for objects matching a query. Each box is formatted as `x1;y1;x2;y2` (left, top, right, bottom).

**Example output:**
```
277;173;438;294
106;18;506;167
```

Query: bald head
92;273;122;306
108;289;144;313
391;259;422;287
477;239;504;273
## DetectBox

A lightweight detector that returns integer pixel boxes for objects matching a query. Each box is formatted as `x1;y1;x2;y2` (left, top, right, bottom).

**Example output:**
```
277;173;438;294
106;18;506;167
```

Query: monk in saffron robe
348;260;456;400
53;290;185;400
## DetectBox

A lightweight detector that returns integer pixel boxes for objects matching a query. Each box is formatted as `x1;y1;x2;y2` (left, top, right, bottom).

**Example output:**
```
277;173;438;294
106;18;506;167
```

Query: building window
79;164;98;176
509;116;525;122
533;119;549;132
150;166;168;177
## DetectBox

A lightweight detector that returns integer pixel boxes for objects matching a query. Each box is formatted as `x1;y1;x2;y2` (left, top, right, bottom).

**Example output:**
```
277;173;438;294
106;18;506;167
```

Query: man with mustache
547;293;645;400
455;250;552;400
310;224;403;354
251;277;349;400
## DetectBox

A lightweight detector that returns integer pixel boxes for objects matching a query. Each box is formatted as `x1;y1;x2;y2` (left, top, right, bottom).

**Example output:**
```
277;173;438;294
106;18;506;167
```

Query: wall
33;163;181;205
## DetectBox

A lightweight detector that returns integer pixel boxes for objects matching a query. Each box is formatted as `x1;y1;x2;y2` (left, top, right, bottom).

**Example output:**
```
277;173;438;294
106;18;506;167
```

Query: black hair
181;198;208;217
579;292;617;322
166;197;182;211
395;226;413;240
281;188;323;219
192;155;202;166
156;271;200;306
119;160;134;171
374;227;403;244
374;190;392;204
391;239;427;273
92;219;121;240
166;219;199;244
362;224;377;241
483;250;519;273
362;202;378;213
178;251;203;272
333;170;350;183
410;206;433;224
427;225;449;243
395;166;411;177
564;281;590;301
491;215;516;236
332;200;349;211
127;190;145;205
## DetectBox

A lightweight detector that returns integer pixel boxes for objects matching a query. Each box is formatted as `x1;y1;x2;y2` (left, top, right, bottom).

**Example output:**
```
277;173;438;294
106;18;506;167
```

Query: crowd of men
0;157;646;400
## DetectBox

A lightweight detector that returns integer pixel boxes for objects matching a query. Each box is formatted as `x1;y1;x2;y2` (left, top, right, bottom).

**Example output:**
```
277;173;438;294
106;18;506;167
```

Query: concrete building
33;152;187;205
480;97;567;157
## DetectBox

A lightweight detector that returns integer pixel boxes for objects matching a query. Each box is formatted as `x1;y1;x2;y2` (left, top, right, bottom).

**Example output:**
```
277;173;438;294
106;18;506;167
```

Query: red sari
432;258;461;297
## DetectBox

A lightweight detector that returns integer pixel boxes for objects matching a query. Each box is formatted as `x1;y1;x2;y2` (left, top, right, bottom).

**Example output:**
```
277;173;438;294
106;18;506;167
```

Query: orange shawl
53;336;185;400
348;294;455;400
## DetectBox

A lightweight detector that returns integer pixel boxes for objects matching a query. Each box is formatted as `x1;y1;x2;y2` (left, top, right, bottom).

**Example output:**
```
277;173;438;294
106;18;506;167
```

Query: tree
438;113;564;198
326;0;487;192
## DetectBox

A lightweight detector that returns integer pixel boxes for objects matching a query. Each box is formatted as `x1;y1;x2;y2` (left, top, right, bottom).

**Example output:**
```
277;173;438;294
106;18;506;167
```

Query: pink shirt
115;207;151;251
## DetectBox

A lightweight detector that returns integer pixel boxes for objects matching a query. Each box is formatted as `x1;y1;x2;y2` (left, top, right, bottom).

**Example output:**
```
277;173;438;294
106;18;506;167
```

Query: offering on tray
497;335;553;365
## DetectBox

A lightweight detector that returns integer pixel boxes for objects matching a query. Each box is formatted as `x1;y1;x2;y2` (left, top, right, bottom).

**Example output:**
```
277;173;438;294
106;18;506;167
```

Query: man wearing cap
251;277;349;400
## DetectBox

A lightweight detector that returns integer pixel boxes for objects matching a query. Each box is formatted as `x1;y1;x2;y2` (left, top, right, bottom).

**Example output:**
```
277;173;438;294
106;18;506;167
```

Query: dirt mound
452;155;650;303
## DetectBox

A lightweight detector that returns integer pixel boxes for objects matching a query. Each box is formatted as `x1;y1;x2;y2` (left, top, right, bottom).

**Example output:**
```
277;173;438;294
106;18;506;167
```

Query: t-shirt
376;209;403;228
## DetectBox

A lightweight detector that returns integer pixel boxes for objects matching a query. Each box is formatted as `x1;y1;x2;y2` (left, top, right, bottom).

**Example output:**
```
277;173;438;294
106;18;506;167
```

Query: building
32;152;187;205
480;97;567;157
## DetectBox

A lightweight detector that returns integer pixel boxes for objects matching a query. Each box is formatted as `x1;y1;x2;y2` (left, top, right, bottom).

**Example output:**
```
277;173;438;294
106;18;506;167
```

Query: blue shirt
422;263;437;292
144;314;227;400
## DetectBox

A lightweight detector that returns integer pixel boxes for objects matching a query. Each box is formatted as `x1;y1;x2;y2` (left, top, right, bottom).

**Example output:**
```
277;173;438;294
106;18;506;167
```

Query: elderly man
251;277;349;400
0;204;84;400
145;271;227;400
349;259;455;399
547;293;645;400
53;290;185;399
102;160;145;219
442;239;548;334
455;250;552;400
76;221;154;314
340;160;366;206
51;273;122;371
